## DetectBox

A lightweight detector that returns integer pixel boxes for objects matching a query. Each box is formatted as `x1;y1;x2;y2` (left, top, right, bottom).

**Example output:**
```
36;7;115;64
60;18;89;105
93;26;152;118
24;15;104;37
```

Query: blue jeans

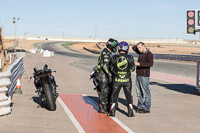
136;76;151;111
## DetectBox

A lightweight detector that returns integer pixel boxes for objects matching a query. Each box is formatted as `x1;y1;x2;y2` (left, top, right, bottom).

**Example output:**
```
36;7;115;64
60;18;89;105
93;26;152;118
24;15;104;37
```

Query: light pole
94;26;97;40
24;32;28;51
13;17;20;52
63;32;65;38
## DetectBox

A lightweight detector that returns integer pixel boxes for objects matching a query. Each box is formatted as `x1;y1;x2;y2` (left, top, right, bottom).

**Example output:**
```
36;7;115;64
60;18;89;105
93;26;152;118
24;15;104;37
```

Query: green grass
61;42;81;53
33;42;40;49
191;52;200;55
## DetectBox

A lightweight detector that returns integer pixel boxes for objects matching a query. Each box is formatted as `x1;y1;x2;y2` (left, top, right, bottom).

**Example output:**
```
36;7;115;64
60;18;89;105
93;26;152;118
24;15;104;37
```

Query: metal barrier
8;57;24;96
0;57;24;116
196;61;200;95
83;46;200;62
83;47;100;54
153;54;200;62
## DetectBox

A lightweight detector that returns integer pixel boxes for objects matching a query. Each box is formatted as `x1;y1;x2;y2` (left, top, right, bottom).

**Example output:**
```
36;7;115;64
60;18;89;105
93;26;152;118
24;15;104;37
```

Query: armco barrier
83;47;200;62
153;54;200;62
0;57;24;116
196;61;200;95
83;47;100;54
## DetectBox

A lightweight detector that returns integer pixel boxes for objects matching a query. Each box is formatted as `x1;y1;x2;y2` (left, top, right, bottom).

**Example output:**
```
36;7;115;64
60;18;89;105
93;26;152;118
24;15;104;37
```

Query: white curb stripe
82;94;135;133
58;97;85;133
110;117;135;133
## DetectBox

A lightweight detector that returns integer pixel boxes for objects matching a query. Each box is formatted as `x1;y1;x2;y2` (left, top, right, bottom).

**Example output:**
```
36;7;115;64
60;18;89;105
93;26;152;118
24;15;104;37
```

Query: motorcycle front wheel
43;84;56;111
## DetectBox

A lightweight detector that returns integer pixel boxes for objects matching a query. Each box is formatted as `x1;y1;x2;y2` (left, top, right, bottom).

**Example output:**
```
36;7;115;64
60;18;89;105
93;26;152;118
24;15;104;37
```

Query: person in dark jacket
132;42;153;113
108;41;135;117
96;38;119;113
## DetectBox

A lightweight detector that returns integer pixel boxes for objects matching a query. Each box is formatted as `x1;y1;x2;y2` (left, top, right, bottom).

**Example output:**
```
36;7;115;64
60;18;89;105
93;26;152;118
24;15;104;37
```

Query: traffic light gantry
187;10;195;34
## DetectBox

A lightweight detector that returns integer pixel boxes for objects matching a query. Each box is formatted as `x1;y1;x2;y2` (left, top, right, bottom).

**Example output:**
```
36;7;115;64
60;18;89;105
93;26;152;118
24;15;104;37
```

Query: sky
0;0;200;40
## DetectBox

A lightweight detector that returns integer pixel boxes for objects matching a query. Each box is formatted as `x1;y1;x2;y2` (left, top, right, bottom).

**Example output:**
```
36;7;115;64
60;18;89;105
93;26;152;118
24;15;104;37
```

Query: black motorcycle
90;66;100;97
90;66;115;113
32;64;59;111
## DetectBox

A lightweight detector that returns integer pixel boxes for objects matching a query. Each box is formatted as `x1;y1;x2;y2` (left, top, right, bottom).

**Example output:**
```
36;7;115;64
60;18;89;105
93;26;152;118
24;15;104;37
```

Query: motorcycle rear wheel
43;84;56;111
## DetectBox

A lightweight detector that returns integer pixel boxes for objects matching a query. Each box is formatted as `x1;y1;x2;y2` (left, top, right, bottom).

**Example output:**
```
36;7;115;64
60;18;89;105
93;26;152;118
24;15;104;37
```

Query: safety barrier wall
8;57;24;96
3;36;200;44
0;57;24;116
132;53;200;62
83;47;100;54
83;47;200;62
29;48;54;57
152;54;200;62
196;61;200;94
43;50;54;57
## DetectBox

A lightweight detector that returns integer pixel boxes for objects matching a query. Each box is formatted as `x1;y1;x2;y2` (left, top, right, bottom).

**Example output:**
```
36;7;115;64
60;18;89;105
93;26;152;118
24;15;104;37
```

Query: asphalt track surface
40;42;197;79
38;42;200;133
2;41;198;133
40;42;97;59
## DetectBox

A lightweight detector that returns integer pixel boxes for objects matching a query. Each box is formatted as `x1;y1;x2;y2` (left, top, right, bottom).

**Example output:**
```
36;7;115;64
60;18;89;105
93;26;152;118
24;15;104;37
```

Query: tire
43;84;56;111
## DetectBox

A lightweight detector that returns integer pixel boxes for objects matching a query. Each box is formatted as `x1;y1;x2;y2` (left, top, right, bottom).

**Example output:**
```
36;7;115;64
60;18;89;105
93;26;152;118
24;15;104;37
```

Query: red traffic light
188;11;195;17
187;10;195;34
188;19;194;25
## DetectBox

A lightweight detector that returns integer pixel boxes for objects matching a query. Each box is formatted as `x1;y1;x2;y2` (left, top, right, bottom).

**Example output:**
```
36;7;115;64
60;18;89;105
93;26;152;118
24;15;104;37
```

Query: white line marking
82;94;135;133
110;117;135;133
179;69;186;76
58;97;85;133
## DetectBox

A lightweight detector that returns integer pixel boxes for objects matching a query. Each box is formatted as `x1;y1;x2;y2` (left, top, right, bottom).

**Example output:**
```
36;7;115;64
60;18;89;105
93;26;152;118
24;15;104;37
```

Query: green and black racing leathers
109;53;135;116
96;48;112;113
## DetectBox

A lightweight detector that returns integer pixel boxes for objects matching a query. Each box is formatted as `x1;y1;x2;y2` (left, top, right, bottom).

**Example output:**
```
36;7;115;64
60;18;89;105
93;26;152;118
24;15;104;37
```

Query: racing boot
98;104;105;113
102;102;108;113
98;99;105;113
98;100;107;113
127;104;135;117
108;103;117;117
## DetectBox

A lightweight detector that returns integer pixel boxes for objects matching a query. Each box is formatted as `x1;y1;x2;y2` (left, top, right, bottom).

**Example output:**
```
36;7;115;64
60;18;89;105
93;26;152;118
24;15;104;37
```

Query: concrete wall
3;36;200;44
0;28;5;70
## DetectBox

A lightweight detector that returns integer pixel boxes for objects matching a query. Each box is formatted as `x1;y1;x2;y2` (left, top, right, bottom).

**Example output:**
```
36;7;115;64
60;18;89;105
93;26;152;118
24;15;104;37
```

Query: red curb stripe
151;71;195;86
60;94;128;133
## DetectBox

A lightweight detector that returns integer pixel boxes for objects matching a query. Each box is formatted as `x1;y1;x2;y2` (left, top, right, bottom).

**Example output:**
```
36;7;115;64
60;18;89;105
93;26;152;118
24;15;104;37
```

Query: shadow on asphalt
84;95;137;117
150;81;197;95
32;96;45;108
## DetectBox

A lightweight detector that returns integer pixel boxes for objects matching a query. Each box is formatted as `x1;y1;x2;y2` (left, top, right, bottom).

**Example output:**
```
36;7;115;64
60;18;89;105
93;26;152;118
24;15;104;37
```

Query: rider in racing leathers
96;38;119;113
108;41;135;117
